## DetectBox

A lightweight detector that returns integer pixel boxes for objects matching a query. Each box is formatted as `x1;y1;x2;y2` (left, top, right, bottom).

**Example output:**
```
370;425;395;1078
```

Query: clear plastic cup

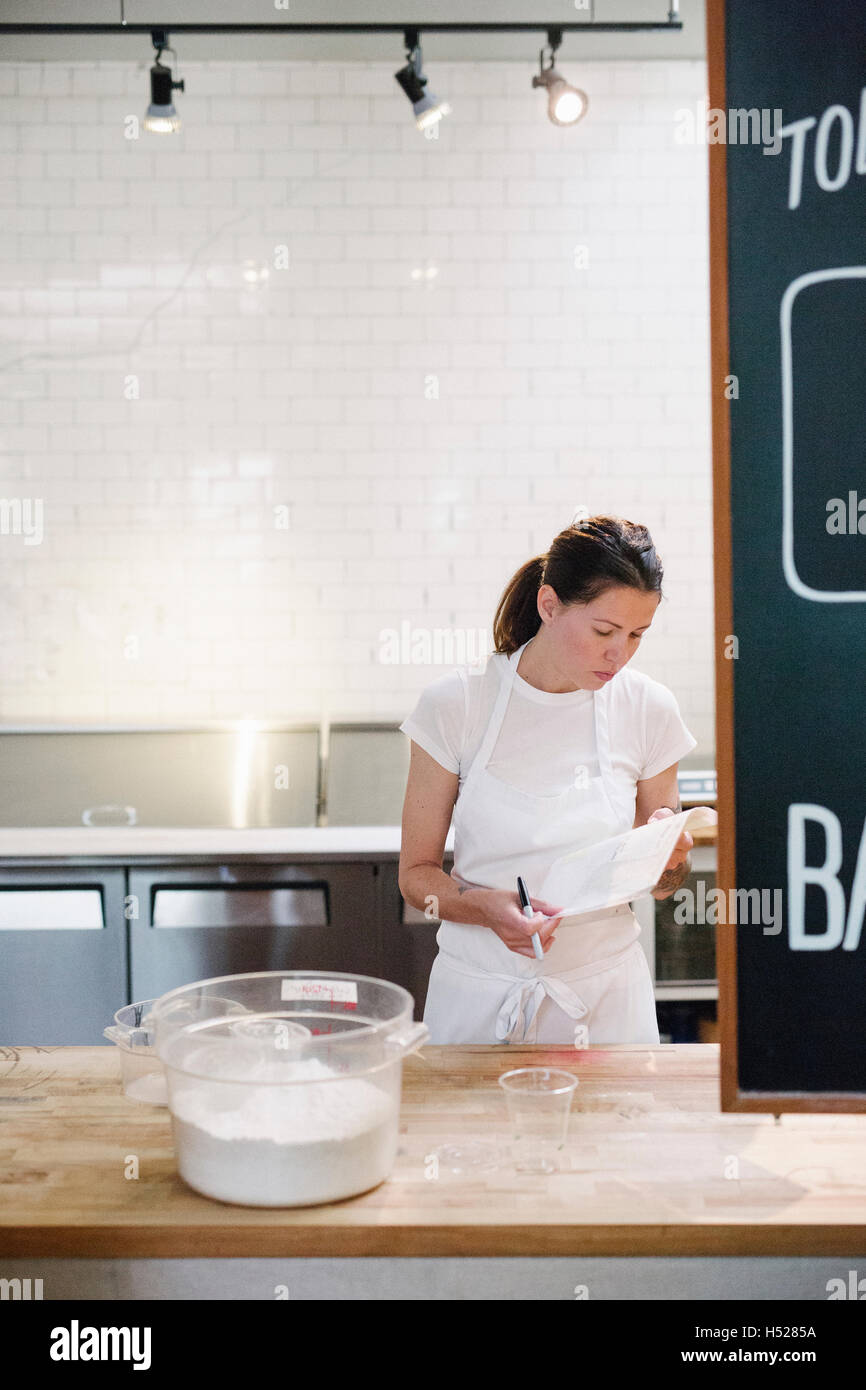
498;1067;578;1173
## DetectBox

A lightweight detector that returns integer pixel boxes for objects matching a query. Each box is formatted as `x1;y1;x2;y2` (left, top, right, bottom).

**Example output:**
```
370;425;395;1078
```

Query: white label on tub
280;979;358;1005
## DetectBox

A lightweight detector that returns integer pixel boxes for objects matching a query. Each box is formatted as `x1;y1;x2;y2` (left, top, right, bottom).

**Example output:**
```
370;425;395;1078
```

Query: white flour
168;1055;397;1207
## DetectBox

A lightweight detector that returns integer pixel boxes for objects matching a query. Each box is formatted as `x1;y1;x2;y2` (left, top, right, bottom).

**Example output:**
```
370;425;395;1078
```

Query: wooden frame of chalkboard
709;0;866;1112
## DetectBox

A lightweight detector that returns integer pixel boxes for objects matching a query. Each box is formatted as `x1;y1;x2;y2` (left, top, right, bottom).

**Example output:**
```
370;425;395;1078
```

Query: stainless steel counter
0;825;445;862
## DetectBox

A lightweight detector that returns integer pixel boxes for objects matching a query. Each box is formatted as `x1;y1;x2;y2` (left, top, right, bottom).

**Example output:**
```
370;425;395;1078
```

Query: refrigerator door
129;861;380;1001
0;868;127;1045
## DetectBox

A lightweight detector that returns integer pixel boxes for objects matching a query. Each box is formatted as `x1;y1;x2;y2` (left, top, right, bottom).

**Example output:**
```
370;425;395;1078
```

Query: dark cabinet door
0;866;127;1045
129;862;380;1002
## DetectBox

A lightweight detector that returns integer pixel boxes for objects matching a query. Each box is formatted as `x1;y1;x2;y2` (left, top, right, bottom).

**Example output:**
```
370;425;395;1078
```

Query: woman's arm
633;762;693;900
398;741;487;926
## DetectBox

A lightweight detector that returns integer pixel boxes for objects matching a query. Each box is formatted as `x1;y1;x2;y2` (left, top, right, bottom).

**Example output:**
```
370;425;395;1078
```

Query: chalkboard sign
710;0;866;1108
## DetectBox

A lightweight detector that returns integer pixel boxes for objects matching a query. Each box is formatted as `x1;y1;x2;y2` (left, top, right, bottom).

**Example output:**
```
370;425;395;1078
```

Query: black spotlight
144;29;185;134
394;29;450;131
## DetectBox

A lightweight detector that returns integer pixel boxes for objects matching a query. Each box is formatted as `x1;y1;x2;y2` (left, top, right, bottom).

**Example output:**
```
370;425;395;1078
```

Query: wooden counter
1;1043;863;1258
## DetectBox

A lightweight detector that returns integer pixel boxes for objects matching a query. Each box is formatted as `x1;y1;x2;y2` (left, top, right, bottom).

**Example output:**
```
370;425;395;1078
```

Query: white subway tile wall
0;59;713;753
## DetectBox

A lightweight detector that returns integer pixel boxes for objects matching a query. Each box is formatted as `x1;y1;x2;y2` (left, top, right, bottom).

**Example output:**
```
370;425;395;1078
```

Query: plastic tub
149;971;428;1208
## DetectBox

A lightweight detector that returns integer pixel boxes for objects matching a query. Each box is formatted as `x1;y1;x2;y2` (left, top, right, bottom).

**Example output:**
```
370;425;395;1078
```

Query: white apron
423;639;659;1045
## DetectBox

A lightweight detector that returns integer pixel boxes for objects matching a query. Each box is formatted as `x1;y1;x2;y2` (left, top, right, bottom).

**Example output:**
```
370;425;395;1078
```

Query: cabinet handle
82;805;138;827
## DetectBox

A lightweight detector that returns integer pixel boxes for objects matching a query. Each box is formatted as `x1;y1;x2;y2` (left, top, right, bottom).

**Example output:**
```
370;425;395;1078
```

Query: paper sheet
539;806;718;925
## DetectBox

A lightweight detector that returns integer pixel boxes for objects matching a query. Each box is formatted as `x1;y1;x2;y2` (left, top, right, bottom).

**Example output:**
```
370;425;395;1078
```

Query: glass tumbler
498;1067;578;1173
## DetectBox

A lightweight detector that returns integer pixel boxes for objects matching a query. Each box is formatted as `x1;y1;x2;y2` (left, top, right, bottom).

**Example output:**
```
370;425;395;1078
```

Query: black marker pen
517;875;544;960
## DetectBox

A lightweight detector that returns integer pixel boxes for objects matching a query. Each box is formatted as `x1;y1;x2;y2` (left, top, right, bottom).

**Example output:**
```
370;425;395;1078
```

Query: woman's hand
647;806;693;873
461;888;564;958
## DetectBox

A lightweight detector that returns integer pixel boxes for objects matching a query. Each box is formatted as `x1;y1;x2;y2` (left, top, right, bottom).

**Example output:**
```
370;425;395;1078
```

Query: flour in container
168;1055;398;1207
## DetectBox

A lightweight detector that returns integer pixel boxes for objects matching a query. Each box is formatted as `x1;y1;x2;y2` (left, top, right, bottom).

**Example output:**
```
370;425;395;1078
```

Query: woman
397;515;698;1045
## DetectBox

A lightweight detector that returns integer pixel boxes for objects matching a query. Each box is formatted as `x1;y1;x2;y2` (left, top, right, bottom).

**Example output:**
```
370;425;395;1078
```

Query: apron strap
593;674;615;786
461;641;525;790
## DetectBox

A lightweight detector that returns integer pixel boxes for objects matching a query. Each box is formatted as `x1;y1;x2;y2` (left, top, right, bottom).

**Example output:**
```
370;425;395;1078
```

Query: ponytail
492;554;547;652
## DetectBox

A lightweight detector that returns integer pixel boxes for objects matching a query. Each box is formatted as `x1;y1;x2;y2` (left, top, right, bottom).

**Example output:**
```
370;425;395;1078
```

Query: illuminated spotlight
242;261;270;284
144;29;185;134
531;29;588;128
394;28;450;131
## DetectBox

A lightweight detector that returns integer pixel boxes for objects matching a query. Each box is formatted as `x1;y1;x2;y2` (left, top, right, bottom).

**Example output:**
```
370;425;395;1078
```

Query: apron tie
495;974;589;1044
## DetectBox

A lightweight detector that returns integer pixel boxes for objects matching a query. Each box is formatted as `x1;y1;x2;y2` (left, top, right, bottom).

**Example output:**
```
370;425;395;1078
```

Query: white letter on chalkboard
814;105;854;193
856;88;866;173
778;115;817;210
788;803;846;949
842;816;866;951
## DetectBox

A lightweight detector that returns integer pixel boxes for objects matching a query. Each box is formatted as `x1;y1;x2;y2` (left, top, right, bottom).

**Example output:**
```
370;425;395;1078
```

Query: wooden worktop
1;1043;862;1258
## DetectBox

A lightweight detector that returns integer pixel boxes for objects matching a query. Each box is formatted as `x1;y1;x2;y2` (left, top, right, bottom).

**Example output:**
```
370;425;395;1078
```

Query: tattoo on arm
652;798;687;898
653;856;691;898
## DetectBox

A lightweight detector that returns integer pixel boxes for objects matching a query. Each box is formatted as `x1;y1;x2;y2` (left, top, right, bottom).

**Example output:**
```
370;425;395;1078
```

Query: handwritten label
280;979;358;1006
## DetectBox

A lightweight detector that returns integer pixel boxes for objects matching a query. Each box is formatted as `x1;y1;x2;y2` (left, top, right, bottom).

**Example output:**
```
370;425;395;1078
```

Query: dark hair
492;514;664;654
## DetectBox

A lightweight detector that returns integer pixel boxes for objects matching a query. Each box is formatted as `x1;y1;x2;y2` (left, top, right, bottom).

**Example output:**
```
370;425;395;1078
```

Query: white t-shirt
399;651;698;820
